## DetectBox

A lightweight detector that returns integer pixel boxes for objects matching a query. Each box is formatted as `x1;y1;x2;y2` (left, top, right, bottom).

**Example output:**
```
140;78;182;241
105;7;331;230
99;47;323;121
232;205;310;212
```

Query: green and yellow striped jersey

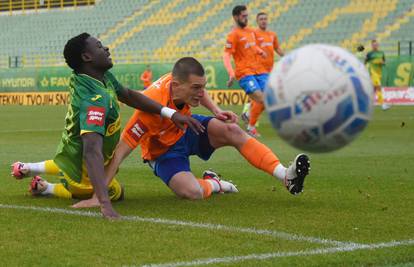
365;50;385;76
54;71;122;183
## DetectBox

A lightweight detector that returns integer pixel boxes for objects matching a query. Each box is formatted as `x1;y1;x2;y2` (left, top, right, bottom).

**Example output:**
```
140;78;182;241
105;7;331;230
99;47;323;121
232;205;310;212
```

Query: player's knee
250;91;264;103
176;186;203;200
223;123;245;143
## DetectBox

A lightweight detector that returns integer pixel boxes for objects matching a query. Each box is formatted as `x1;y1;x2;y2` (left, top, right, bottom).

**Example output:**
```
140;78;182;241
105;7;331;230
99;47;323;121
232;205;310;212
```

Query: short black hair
256;12;266;19
371;39;378;44
63;32;90;71
172;57;205;82
232;5;246;16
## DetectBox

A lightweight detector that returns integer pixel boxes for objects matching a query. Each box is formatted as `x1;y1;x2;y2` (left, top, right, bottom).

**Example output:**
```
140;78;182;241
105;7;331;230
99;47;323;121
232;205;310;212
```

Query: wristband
160;107;176;119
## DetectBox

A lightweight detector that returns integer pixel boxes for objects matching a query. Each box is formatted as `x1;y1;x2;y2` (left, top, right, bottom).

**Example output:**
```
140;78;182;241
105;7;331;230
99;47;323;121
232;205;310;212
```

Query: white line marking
141;240;414;267
0;204;356;246
0;128;61;134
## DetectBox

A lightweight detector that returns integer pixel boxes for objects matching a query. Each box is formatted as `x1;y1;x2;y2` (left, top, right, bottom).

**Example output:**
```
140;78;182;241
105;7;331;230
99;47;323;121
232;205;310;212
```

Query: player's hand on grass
215;110;239;123
71;195;100;209
71;195;120;219
171;113;205;134
226;75;236;87
101;202;120;220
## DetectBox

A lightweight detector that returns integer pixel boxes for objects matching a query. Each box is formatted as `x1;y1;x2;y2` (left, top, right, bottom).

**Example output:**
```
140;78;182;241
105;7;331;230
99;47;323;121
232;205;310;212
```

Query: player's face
176;74;207;107
257;14;267;29
234;10;248;28
372;41;379;50
83;37;113;71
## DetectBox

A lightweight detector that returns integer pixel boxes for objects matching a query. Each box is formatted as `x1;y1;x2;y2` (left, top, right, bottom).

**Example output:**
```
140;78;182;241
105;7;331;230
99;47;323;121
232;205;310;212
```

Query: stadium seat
0;0;413;68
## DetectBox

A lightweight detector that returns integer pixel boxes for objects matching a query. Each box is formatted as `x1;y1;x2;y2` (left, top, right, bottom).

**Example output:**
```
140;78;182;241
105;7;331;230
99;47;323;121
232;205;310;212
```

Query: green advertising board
0;57;413;92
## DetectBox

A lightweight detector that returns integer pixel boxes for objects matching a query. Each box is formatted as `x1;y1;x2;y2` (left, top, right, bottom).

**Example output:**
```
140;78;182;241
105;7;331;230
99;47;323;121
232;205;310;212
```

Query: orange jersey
140;70;153;88
224;27;263;80
122;73;191;160
254;29;279;73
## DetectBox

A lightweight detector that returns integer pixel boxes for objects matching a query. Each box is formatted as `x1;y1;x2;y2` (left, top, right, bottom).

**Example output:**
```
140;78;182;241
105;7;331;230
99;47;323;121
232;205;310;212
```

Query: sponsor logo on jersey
106;116;121;136
86;106;105;126
91;95;102;101
128;118;148;142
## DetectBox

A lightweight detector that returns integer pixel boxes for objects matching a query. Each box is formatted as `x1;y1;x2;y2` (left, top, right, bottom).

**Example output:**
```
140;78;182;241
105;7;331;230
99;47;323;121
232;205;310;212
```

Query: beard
236;19;247;28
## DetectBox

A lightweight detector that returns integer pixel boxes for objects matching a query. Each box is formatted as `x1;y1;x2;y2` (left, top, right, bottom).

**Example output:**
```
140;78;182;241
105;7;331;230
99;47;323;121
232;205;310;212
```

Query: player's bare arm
200;89;238;123
72;140;133;209
117;87;204;134
81;132;119;219
276;47;284;57
223;52;236;87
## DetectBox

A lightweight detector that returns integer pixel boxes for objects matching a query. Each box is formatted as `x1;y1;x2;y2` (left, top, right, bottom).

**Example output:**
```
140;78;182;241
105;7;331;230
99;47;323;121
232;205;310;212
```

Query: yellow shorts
370;72;382;87
62;164;123;201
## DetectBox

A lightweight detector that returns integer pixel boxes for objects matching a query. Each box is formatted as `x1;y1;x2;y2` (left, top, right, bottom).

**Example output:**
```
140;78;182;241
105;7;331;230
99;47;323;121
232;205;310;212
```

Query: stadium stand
0;0;413;68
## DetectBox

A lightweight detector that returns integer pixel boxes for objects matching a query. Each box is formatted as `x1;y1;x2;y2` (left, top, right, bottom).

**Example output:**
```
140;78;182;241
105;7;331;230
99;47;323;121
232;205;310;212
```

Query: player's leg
11;159;60;179
241;101;251;125
248;99;265;136
154;157;236;200
372;74;389;110
29;176;72;199
249;73;269;130
239;76;265;137
207;118;310;195
12;159;73;198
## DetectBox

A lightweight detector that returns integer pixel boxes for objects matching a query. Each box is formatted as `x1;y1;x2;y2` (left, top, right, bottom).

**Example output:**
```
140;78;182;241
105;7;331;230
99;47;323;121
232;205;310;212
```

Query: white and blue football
264;44;374;152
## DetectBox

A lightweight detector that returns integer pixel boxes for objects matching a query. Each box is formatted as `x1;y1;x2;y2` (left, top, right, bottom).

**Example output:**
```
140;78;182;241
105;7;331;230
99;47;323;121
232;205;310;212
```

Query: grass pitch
0;105;413;266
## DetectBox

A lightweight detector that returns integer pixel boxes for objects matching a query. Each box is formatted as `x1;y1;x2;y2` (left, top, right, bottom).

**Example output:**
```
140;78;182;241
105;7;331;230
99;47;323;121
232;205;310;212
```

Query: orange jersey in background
254;29;280;73
140;70;153;88
122;73;191;160
224;27;263;80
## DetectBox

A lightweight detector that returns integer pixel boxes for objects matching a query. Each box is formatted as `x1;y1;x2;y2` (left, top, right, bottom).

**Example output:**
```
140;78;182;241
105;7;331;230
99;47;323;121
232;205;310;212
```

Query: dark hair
371;39;378;44
63;32;90;71
172;57;205;82
232;5;246;16
256;12;266;19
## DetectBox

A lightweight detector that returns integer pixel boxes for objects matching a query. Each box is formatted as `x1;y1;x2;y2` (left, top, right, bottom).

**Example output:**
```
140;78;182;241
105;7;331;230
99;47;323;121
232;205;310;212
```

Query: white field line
0;128;61;134
141;239;414;267
0;204;357;247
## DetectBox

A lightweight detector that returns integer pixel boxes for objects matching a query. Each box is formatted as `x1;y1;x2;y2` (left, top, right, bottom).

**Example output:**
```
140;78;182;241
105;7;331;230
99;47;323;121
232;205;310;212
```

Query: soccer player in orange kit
223;5;269;137
244;12;285;135
72;57;310;209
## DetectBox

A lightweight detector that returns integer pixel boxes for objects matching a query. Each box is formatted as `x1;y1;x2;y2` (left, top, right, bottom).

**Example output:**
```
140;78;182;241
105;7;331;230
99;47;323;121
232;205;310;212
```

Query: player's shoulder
226;27;238;37
269;30;278;38
143;73;171;101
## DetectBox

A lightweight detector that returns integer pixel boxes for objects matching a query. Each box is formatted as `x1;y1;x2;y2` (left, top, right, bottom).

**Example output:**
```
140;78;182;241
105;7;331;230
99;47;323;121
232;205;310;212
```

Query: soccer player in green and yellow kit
365;39;389;110
11;33;203;219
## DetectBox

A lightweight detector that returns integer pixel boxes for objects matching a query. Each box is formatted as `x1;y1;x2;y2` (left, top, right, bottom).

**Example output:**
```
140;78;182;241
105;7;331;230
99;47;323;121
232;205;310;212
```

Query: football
264;44;374;152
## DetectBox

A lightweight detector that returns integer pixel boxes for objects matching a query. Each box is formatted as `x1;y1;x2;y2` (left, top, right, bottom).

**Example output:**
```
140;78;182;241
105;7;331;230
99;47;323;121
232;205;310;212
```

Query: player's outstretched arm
104;140;133;186
72;139;133;209
276;47;285;57
200;90;238;123
117;87;163;114
81;132;120;219
223;52;236;87
117;87;204;134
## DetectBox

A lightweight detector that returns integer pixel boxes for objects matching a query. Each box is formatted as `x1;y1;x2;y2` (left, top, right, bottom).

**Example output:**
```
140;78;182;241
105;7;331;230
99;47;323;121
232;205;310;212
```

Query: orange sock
248;100;265;127
240;138;280;175
197;179;212;198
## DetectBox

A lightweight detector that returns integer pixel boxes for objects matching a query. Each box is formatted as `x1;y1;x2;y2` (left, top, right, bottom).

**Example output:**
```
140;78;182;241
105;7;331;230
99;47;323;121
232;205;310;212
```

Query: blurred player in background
241;12;285;136
140;64;153;90
72;57;310;209
365;39;389;110
223;5;268;138
11;33;202;219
